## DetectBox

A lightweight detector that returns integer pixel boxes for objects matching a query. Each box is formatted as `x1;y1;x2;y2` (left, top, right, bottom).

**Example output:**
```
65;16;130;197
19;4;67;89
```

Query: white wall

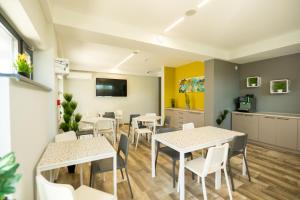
64;72;159;122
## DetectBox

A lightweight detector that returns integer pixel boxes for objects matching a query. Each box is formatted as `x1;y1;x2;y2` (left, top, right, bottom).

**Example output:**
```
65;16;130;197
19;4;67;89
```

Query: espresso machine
235;94;256;112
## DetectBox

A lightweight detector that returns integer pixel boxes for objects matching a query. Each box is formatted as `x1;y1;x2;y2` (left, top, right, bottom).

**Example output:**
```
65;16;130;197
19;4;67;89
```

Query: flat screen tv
96;78;127;97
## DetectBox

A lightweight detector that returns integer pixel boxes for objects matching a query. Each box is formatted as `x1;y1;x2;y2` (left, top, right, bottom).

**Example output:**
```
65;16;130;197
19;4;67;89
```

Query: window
0;23;18;73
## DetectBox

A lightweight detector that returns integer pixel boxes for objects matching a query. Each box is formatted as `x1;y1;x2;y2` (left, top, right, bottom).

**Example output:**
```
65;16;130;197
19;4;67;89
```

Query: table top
153;126;244;153
81;117;116;124
135;115;161;122
37;137;116;172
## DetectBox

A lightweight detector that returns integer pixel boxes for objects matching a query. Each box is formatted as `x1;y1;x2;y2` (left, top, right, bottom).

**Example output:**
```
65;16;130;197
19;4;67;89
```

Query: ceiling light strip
198;0;209;8
164;16;185;33
114;51;138;68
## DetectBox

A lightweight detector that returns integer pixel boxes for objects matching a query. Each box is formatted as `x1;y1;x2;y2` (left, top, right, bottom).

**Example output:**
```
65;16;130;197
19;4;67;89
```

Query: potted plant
273;82;286;93
216;109;229;127
59;93;82;173
0;152;21;200
249;77;257;87
14;54;33;79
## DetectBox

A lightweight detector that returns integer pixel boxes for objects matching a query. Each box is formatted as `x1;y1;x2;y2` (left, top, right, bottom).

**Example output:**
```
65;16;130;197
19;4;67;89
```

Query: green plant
59;93;82;132
14;54;33;75
248;77;257;85
185;93;190;109
216;109;229;126
273;82;286;91
0;152;21;200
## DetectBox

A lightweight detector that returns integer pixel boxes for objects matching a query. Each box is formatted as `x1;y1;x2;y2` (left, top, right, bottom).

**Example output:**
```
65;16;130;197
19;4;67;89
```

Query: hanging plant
216;109;229;126
14;53;33;79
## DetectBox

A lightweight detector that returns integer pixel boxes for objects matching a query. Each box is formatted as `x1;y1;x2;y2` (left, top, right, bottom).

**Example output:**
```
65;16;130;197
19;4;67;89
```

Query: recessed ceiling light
164;16;185;33
185;9;197;16
114;50;139;68
198;0;209;8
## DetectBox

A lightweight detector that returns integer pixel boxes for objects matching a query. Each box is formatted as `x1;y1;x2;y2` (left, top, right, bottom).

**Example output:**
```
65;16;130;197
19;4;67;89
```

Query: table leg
242;147;247;176
113;153;117;197
80;165;83;185
151;137;156;177
49;170;53;182
179;152;185;200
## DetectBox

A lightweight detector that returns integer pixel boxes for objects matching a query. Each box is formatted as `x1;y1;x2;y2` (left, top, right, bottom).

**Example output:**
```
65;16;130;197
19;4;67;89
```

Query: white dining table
151;126;245;200
81;117;116;145
36;137;117;197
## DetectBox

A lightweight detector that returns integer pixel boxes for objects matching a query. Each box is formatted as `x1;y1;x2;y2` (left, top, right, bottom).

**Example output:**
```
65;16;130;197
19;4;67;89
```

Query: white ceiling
46;0;300;76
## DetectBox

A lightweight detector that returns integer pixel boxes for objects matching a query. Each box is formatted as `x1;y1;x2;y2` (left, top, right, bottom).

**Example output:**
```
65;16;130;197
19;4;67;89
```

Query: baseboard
248;140;300;155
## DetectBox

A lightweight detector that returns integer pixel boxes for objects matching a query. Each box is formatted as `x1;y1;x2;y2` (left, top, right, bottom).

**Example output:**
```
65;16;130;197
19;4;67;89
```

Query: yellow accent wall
164;61;205;110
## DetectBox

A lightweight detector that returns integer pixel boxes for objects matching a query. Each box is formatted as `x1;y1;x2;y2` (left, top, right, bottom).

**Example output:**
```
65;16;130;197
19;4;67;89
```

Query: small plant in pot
273;82;286;93
0;152;22;200
216;109;229;127
59;93;82;173
14;53;33;79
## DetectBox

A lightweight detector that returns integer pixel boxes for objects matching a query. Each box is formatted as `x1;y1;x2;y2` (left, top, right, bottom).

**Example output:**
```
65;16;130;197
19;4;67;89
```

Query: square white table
151;126;245;200
36;137;117;197
81;117;116;145
134;115;161;134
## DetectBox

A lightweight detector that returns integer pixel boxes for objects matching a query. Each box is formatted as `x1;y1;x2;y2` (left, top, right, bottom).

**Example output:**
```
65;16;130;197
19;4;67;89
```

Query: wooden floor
57;126;300;200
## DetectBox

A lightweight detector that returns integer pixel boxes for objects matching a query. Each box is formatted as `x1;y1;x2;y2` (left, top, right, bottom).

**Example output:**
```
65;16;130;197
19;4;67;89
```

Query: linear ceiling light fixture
164;16;185;33
114;50;139;68
198;0;209;8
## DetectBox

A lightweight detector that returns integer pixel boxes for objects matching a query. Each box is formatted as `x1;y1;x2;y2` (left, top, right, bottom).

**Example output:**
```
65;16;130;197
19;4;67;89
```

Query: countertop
165;107;204;113
232;111;300;119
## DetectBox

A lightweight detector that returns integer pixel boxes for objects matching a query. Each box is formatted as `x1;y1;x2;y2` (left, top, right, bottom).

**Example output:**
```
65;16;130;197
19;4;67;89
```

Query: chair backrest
202;143;229;176
157;127;176;134
164;116;171;126
230;134;248;153
129;114;140;126
118;133;129;164
145;113;156;116
55;131;77;143
36;175;75;200
95;120;113;130
115;110;123;116
182;122;194;131
103;112;115;119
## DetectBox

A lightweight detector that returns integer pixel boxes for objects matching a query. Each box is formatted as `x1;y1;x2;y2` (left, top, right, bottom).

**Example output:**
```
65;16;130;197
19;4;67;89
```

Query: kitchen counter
165;107;204;114
232;111;300;119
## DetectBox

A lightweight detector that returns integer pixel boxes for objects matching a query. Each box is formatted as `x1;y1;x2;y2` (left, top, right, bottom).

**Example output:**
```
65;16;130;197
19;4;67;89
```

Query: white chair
95;120;115;144
185;143;232;200
132;118;152;150
36;175;115;200
182;122;194;130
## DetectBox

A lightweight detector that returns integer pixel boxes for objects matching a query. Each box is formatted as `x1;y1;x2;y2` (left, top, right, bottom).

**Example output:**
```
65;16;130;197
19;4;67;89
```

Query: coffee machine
235;94;256;112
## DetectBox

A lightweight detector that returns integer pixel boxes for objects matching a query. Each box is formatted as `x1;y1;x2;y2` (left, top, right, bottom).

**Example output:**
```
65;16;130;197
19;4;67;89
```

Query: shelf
246;76;261;88
0;73;52;92
270;79;290;94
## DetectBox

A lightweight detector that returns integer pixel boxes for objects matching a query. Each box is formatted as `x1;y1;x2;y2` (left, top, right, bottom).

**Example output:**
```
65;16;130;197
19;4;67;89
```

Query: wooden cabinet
275;117;297;150
165;109;204;129
298;120;300;151
232;113;259;140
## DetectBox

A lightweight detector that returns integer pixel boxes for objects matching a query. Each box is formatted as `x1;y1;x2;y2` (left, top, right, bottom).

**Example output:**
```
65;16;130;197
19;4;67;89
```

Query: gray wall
240;53;300;114
205;59;240;129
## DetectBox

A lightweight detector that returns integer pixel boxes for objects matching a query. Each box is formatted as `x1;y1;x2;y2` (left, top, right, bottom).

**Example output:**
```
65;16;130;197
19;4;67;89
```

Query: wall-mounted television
96;78;127;97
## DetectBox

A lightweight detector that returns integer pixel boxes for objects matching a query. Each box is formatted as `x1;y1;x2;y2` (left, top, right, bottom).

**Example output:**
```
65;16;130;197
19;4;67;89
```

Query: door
275;117;297;150
232;113;259;141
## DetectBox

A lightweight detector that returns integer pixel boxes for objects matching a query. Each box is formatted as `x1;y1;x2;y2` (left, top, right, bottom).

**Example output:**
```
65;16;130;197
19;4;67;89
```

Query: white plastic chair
185;143;232;200
182;122;194;130
36;175;115;200
95;120;115;144
132;118;152;150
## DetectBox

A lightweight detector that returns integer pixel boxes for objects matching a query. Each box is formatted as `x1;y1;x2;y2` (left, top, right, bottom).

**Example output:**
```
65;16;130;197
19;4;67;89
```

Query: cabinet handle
277;117;289;120
264;116;276;119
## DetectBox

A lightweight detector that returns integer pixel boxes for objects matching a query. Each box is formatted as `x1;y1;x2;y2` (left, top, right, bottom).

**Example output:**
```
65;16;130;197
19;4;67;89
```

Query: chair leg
223;167;233;200
89;166;93;187
201;177;207;200
135;133;140;150
243;152;251;182
155;146;159;170
172;159;176;188
125;167;134;198
227;158;235;191
120;168;124;180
